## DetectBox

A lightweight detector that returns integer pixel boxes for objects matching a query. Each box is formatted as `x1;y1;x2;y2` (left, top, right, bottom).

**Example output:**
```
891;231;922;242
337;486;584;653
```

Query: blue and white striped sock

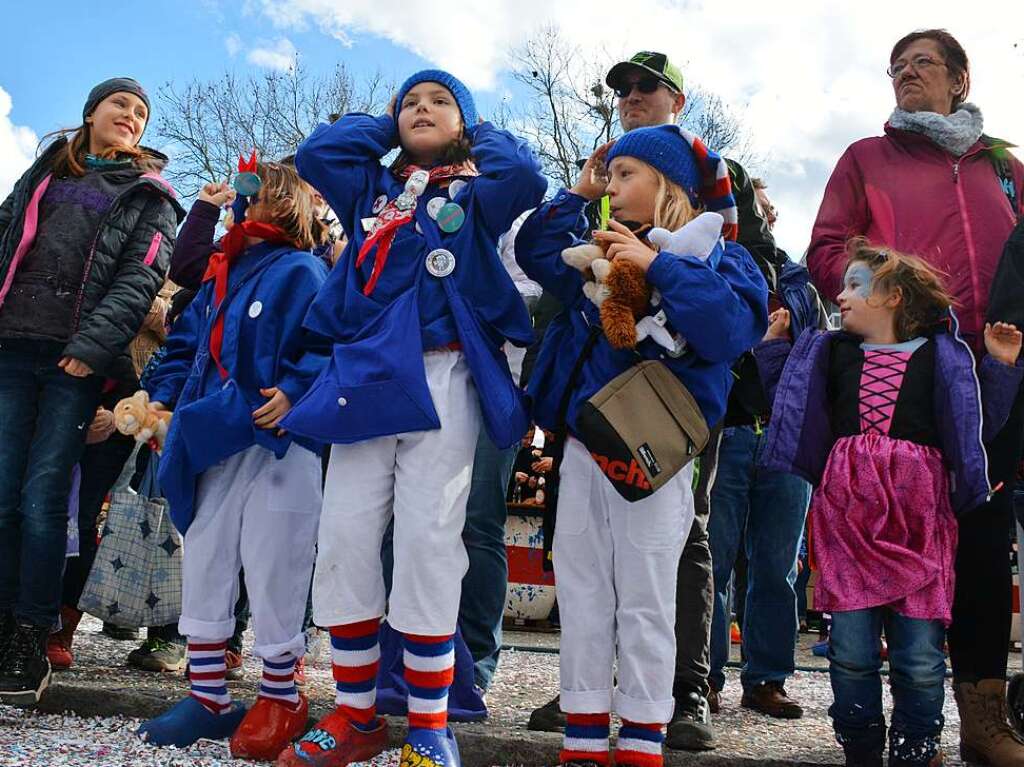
259;652;300;706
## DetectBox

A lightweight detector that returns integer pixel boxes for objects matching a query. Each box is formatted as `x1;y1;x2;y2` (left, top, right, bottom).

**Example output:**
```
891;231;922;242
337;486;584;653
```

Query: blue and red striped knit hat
607;124;738;241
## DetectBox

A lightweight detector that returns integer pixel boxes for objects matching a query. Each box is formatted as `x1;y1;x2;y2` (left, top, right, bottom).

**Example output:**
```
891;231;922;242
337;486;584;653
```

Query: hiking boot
528;695;566;733
226;649;244;680
955;679;1024;766
741;681;804;719
127;637;187;673
102;623;139;641
666;691;715;751
46;607;82;671
0;622;52;705
0;611;14;659
295;656;307;688
276;709;388;767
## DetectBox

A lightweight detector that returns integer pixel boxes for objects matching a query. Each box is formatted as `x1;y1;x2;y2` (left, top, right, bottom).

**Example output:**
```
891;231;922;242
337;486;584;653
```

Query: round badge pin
372;195;387;214
426;196;446;220
406;170;430;196
248;300;263;318
437;202;465;233
395;192;416;211
447;179;467;200
425;248;456;278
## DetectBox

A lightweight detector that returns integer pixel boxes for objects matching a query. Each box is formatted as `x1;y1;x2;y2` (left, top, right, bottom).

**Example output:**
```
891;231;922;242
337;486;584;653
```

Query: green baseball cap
606;51;684;94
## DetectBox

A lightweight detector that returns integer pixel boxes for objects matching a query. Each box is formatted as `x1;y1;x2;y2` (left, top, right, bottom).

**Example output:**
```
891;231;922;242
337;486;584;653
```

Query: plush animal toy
561;212;726;350
114;390;172;452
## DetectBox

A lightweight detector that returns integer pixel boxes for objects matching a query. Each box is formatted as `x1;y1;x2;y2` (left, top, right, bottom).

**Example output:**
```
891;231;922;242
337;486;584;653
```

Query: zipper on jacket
948;153;985;348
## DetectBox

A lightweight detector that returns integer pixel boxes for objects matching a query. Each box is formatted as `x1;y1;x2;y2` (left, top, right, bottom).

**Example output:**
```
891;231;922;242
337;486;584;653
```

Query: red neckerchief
202;220;294;379
355;163;474;296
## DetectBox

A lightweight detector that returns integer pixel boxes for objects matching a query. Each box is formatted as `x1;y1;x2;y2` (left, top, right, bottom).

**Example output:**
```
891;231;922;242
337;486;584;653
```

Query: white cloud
255;0;1024;256
0;87;38;200
225;32;242;57
247;37;298;71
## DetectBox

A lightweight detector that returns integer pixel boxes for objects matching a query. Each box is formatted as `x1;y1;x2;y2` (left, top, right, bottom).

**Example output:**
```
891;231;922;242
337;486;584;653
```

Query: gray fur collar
888;102;984;156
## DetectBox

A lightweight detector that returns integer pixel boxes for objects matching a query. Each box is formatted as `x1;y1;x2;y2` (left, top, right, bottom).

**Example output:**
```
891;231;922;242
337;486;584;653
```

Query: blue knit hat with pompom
396;69;478;127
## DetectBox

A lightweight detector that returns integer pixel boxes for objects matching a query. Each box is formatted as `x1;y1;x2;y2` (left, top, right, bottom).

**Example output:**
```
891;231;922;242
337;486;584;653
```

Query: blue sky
2;0;1022;256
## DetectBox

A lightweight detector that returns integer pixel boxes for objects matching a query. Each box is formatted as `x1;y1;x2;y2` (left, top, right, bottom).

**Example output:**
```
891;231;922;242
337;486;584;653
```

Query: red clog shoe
275;709;388;767
231;694;309;762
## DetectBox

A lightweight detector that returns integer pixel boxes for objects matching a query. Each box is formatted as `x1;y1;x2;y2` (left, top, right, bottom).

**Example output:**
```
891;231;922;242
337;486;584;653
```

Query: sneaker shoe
128;638;187;673
666;691;715;751
528;695;566;733
102;623;139;641
707;685;721;715
812;639;829;657
401;727;461;767
226;649;244;681
730;622;742;644
276;709;388;767
1008;672;1024;737
0;622;52;705
137;696;247;748
741;681;803;719
231;694;309;761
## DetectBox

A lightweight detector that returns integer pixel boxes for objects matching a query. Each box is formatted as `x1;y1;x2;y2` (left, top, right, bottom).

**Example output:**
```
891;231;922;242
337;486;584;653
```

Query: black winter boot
0;622;52;705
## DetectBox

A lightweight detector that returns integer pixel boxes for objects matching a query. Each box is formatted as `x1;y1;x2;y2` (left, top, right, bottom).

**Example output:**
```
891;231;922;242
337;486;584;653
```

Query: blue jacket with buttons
282;113;547;447
514;189;769;436
145;242;330;533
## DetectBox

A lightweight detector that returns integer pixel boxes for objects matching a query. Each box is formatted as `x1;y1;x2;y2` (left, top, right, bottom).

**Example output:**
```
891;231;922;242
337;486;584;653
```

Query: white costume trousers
179;443;322;659
314;351;480;636
554;437;695;724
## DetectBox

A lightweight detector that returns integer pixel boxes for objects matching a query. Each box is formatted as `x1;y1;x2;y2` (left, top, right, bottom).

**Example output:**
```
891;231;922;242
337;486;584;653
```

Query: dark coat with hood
0;137;184;377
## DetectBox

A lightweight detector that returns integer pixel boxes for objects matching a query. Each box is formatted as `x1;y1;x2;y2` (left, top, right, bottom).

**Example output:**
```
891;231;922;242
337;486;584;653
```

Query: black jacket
0;139;185;376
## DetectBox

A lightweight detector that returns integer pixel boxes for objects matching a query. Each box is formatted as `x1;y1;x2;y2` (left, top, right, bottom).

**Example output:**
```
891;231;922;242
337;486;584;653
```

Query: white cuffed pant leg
314;351;479;636
554;437;694;723
180;444;322;659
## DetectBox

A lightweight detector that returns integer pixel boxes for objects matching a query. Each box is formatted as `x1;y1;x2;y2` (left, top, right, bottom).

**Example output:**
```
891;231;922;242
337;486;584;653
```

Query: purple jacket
754;319;1023;517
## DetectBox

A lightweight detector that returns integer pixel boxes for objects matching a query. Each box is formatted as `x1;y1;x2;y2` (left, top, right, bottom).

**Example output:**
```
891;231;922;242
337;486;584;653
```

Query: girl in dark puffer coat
0;77;183;705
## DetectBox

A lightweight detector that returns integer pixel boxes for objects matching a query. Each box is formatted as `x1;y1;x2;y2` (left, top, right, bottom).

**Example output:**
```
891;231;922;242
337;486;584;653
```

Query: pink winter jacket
807;124;1023;349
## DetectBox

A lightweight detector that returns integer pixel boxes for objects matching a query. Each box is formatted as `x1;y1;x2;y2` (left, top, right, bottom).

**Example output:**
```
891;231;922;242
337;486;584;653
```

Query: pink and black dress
811;337;958;625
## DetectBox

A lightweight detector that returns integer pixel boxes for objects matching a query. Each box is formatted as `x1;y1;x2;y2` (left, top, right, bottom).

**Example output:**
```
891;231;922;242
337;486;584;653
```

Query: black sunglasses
613;77;663;98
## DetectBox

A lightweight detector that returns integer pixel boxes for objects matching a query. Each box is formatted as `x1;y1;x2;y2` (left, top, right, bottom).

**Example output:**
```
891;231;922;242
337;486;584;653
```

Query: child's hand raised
593;220;658;273
984;322;1023;365
570;141;614;201
253;387;292;435
198;181;236;208
764;309;791;341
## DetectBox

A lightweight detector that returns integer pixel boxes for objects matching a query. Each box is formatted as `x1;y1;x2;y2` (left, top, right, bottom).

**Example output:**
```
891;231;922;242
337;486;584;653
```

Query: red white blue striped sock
330;619;381;731
259;652;299;706
560;712;610;765
403;633;454;731
187;640;232;714
615;720;665;767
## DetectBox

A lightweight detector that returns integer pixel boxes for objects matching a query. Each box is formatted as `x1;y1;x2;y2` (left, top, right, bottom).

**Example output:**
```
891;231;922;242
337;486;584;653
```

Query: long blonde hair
651;168;701;231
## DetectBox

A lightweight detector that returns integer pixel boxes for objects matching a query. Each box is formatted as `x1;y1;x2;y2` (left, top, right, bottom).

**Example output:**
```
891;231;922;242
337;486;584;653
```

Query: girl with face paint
758;240;1023;767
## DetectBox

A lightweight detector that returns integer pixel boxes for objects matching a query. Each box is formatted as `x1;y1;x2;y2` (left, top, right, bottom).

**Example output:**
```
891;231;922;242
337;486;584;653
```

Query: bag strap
138;449;161;499
541;321;602;570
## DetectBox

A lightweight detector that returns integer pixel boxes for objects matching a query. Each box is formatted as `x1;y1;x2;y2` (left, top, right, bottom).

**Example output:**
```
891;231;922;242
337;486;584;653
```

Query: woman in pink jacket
807;28;1024;767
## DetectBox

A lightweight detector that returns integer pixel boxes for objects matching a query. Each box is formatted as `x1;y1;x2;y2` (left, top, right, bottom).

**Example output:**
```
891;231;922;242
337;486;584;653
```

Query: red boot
275;709;387;767
46;607;82;671
231;694;309;762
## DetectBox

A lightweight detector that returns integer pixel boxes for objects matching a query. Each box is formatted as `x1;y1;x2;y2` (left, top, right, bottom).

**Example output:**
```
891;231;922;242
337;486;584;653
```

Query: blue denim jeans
459;428;517;690
708;425;810;691
0;341;102;627
829;608;946;760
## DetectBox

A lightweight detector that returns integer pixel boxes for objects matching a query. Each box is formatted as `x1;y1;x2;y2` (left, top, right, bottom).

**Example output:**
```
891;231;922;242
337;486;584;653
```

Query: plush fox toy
560;212;726;350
